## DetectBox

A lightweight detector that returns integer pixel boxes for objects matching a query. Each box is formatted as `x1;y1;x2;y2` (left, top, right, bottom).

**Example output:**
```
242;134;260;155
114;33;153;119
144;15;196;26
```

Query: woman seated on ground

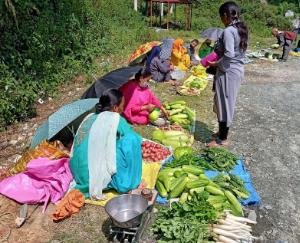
120;68;168;125
69;89;142;199
149;49;174;83
171;38;191;71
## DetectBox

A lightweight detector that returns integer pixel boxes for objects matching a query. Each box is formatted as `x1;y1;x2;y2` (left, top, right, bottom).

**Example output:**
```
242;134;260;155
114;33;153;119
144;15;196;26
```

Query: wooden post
160;3;164;17
134;0;138;11
160;3;164;27
167;0;170;30
170;3;173;14
150;0;153;26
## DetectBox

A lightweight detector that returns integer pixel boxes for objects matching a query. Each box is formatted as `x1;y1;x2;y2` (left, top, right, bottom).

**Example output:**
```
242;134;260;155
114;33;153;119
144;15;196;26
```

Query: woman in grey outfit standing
207;1;249;147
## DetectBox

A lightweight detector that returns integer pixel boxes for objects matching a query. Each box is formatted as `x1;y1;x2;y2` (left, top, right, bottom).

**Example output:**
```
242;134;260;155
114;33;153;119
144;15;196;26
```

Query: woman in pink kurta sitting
120;68;167;125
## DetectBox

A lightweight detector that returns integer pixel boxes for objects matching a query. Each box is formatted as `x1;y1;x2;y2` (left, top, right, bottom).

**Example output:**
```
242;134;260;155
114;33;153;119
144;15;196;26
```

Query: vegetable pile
212;211;257;242
177;65;209;96
191;65;209;78
173;146;194;160
201;147;238;172
163;100;195;130
213;173;249;200
152;192;217;242
151;145;257;242
152;129;194;149
141;140;171;162
177;75;208;96
155;164;245;216
165;147;238;172
159;124;184;131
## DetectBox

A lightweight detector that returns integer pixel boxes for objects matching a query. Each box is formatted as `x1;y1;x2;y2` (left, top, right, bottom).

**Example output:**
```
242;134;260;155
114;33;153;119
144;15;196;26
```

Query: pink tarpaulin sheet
0;157;72;212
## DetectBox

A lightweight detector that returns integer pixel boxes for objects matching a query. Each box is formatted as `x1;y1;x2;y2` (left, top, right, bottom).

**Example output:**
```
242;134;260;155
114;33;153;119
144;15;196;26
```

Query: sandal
205;139;229;148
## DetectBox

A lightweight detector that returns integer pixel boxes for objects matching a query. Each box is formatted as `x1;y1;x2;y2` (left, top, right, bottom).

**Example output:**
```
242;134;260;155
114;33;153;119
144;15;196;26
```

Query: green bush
1;0;299;128
0;0;151;128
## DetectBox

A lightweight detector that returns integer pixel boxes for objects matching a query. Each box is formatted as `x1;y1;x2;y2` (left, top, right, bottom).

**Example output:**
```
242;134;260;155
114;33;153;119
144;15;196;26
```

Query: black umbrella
201;28;224;41
81;66;142;99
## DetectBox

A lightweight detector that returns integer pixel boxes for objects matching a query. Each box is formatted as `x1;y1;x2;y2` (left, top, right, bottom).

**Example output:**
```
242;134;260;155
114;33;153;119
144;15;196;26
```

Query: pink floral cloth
121;80;161;125
0;157;72;212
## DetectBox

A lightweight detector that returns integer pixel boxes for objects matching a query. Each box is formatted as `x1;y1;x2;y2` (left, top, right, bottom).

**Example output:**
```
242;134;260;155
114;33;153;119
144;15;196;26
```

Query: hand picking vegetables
212;211;257;243
163;100;195;130
151;128;194;149
142;140;171;162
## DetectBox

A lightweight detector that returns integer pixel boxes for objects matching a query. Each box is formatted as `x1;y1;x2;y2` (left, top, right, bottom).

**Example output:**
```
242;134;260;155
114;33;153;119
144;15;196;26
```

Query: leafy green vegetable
174;146;194;160
152;192;217;242
165;148;238;172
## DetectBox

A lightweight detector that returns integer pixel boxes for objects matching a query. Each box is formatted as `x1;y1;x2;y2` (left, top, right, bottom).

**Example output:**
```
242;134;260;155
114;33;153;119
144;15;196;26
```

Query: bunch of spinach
152;192;217;242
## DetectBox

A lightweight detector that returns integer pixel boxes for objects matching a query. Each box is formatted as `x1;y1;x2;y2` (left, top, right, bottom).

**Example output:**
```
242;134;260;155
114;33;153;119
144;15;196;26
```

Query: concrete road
230;58;300;242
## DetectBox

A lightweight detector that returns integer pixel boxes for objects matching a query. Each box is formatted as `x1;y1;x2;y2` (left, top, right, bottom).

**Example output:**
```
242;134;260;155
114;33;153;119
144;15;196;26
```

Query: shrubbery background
0;0;299;128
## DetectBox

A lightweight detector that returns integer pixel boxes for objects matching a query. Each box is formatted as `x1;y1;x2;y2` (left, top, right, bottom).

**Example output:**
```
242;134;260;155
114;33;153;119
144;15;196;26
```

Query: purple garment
149;56;171;82
0;157;72;212
146;46;161;72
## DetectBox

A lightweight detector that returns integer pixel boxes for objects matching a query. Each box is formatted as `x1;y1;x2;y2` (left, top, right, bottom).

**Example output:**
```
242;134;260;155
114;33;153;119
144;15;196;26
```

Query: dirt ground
0;56;299;242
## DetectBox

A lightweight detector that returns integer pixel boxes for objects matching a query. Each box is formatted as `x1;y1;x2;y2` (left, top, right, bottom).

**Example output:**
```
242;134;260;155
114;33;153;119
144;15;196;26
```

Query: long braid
219;1;249;52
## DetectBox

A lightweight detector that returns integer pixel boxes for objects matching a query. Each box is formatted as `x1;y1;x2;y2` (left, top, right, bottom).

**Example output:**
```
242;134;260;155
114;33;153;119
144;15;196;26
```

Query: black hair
134;68;152;80
219;1;249;52
191;39;199;45
95;88;123;114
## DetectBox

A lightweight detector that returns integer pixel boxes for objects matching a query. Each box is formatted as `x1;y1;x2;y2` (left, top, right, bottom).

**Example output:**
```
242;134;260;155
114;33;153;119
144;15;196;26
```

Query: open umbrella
201;28;224;41
128;41;162;66
30;98;98;148
81;66;142;99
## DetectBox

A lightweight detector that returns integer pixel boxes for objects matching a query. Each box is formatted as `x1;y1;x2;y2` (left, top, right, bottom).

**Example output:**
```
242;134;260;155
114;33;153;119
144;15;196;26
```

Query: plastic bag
7;140;68;176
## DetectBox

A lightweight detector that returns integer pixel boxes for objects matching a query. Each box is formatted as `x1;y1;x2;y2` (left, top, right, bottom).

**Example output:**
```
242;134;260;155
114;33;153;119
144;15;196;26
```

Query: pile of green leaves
165;147;238;172
152;192;217;242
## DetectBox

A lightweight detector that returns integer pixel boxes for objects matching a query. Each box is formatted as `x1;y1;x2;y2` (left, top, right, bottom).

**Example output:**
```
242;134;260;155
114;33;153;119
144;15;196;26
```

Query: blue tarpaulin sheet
156;159;261;206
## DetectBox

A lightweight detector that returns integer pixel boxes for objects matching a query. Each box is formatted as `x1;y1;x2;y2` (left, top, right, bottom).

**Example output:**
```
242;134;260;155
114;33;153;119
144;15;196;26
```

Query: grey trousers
282;39;293;60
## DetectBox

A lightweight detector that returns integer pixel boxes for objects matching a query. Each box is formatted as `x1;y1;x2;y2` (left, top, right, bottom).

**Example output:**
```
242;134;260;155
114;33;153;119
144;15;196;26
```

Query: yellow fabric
171;39;190;71
141;161;162;189
128;41;161;63
85;190;119;206
84;161;162;206
289;51;300;57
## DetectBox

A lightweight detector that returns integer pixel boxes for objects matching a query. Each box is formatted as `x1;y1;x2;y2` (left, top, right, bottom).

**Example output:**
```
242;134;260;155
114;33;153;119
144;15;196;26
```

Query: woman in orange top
171;39;191;71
